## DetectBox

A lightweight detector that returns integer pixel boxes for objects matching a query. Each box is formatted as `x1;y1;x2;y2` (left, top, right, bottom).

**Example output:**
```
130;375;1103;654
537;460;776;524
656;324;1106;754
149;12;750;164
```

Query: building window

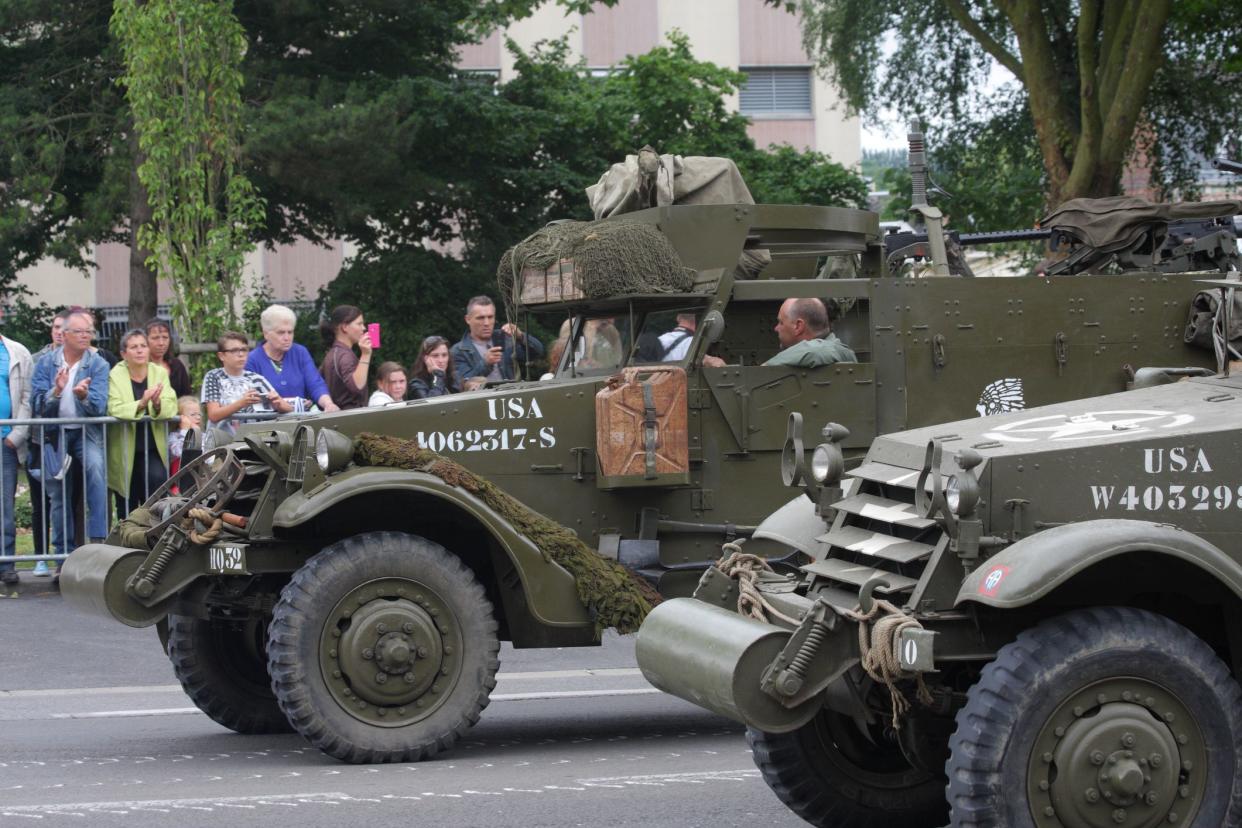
739;67;813;116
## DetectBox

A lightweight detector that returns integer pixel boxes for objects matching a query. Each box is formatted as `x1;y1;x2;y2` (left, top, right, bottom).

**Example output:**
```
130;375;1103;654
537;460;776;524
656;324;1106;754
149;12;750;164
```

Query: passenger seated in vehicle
702;298;855;368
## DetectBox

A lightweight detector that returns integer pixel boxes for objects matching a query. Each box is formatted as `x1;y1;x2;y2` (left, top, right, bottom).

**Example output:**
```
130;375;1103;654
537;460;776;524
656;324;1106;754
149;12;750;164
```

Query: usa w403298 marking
1090;483;1242;512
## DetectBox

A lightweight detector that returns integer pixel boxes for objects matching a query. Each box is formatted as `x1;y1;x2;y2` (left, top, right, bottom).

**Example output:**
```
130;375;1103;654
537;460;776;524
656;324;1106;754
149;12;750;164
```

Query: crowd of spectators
0;295;546;588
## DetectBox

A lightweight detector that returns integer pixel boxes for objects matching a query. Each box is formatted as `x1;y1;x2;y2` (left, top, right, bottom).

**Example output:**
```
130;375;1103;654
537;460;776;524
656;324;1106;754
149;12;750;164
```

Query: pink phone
367;322;381;348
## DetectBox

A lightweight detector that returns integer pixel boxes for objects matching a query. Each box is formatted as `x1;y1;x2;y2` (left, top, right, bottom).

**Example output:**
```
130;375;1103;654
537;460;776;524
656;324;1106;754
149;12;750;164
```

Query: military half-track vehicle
60;161;1233;765
636;292;1242;826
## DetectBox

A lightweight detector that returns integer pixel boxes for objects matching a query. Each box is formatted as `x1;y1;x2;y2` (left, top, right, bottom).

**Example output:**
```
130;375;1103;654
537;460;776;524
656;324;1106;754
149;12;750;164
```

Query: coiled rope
183;507;223;546
844;598;934;728
716;543;799;626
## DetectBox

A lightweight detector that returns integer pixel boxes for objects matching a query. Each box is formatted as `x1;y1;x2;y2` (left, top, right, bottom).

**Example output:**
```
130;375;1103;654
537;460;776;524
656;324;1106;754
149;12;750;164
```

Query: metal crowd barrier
0;411;280;567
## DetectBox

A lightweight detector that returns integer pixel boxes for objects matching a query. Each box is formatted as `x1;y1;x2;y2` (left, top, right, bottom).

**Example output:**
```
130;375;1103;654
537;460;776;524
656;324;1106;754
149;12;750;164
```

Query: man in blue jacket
450;296;544;385
30;309;111;576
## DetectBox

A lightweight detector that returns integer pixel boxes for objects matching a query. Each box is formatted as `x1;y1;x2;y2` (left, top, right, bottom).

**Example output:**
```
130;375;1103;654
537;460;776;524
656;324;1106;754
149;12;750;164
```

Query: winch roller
635;597;822;733
60;543;167;628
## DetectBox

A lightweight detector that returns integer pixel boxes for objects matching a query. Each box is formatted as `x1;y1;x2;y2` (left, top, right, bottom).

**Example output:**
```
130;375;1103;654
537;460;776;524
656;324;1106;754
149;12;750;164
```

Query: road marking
0;668;644;700
0;792;352;815
35;687;662;721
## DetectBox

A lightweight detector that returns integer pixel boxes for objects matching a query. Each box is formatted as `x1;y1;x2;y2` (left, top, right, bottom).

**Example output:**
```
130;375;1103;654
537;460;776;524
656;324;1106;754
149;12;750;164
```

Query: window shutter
740;67;812;115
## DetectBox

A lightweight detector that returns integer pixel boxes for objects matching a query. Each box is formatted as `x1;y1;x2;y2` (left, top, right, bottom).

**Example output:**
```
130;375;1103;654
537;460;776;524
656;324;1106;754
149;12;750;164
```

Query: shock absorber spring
787;621;828;679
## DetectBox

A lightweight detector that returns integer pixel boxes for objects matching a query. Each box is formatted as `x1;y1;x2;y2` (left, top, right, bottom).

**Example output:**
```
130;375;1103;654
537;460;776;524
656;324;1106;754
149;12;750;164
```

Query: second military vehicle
636;281;1242;827
60;142;1233;765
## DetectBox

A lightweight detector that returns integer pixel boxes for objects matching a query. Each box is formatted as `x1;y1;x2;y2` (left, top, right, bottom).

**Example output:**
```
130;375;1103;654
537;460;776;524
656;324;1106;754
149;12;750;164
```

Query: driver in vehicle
702;297;855;368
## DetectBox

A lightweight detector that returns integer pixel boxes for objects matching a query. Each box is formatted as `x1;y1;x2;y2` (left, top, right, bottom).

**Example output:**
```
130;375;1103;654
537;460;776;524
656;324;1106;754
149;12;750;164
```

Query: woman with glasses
143;319;192;398
106;329;178;518
410;336;458;398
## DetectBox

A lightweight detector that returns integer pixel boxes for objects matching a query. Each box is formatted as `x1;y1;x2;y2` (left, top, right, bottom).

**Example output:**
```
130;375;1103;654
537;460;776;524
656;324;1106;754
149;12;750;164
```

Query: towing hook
858;574;891;615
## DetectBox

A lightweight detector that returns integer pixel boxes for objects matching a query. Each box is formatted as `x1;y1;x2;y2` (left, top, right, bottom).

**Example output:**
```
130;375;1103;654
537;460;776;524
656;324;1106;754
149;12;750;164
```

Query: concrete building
459;0;860;164
15;0;858;318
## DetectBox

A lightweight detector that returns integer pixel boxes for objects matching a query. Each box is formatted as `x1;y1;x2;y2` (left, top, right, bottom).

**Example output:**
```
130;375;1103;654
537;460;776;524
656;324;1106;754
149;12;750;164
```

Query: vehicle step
832;493;935;529
800;558;918;593
817;525;934;565
848;462;921;490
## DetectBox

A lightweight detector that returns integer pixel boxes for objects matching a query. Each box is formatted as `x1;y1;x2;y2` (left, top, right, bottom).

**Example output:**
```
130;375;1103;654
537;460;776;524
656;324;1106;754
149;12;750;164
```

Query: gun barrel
1213;158;1242;174
959;229;1052;246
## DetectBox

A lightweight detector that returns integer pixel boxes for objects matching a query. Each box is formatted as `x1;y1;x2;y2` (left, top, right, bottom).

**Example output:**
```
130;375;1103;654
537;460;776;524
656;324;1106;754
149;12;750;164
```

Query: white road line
0;667;643;700
0;792;352;815
37;687;662;721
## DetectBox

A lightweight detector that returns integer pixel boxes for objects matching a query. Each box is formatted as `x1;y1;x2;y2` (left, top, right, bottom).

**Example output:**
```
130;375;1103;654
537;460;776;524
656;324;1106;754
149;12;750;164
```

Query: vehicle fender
274;467;591;627
752;493;832;560
957;518;1242;609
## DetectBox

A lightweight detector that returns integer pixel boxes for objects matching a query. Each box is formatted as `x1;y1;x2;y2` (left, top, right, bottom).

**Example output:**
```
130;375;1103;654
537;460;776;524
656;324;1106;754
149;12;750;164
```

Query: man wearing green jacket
763;297;856;368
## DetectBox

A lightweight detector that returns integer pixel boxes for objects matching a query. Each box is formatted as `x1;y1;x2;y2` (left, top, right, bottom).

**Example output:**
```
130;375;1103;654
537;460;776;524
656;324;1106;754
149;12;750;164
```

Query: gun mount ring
140;448;247;547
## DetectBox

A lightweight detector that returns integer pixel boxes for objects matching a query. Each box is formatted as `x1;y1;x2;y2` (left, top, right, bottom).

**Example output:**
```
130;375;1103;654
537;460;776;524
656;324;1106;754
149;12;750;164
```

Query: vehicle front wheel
747;708;949;828
267;532;500;763
167;614;292;734
947;606;1242;827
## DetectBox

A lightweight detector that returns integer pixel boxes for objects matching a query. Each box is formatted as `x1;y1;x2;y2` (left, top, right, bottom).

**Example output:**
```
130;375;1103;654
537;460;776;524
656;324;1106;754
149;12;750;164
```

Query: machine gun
887;157;1242;277
903;121;952;276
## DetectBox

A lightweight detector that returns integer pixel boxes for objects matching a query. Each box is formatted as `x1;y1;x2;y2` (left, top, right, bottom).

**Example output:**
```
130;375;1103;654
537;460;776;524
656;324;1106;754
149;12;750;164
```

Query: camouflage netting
355;433;662;637
497;220;695;303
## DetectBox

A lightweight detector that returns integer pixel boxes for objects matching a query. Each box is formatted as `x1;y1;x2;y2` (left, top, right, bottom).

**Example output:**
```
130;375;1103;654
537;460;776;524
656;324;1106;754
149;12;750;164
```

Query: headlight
315;430;331;471
314;429;356;474
946;471;980;516
811;444;833;483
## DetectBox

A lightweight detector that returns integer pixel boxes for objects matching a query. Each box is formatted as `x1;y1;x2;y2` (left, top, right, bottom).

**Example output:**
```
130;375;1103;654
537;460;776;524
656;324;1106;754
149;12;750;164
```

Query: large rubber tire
747;709;950;828
167;614;293;734
947;606;1242;827
267;532;499;763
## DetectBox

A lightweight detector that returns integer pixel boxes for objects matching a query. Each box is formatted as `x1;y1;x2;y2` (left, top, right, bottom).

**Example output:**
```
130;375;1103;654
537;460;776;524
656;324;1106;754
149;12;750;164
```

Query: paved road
1;581;808;827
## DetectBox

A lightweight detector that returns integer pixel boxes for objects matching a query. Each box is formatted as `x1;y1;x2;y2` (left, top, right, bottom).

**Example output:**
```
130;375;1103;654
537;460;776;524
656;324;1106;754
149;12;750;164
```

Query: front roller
635;598;821;733
60;543;170;627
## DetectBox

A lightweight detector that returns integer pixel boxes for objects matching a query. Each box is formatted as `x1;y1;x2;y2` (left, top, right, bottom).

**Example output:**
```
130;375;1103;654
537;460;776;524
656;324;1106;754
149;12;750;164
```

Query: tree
112;0;265;376
0;2;129;291
1;0;601;324
788;0;1242;206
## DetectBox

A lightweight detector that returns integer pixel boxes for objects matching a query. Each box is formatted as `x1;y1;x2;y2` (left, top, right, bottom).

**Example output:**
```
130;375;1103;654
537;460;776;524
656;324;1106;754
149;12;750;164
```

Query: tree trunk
127;128;156;327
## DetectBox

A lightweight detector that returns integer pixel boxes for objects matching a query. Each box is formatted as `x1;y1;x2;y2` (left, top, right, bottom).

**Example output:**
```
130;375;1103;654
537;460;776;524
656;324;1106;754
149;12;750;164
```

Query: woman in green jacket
107;329;178;517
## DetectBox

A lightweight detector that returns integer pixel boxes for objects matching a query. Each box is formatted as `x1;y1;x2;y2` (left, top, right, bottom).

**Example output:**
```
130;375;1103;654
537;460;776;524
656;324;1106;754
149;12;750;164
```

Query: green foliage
883;95;1044;231
0;1;129;288
0;291;55;353
112;0;266;377
744;145;868;208
14;481;31;530
788;0;1242;205
303;248;479;371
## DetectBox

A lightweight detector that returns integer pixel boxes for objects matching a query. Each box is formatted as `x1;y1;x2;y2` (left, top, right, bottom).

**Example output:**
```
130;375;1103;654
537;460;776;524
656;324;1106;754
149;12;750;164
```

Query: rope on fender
844;598;934;729
183;506;223;546
716;542;800;626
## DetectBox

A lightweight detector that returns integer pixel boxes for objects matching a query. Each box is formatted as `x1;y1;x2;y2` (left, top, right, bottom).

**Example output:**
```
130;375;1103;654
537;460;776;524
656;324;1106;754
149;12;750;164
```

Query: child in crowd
369;361;408;406
167;395;202;479
201;332;292;437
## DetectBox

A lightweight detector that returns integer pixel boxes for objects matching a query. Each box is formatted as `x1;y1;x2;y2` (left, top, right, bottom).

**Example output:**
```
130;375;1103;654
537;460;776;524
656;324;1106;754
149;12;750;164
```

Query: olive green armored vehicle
60;144;1233;765
636;289;1242;827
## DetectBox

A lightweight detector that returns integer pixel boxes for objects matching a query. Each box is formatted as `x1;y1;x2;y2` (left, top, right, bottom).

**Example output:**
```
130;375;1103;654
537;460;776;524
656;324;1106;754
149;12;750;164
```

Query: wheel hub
1028;679;1206;828
320;578;460;727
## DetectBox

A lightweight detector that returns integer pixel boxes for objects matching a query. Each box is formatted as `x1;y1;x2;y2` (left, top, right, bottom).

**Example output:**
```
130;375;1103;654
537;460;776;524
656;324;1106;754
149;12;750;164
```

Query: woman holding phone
318;305;373;410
